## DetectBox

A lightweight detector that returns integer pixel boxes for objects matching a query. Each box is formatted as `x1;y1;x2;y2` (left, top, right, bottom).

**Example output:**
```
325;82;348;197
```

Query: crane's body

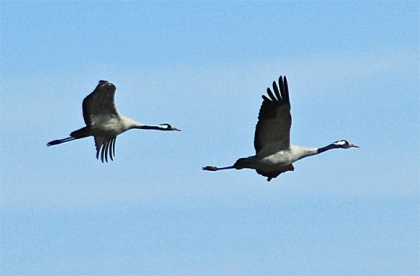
47;80;180;162
238;145;317;169
203;76;358;181
70;114;144;139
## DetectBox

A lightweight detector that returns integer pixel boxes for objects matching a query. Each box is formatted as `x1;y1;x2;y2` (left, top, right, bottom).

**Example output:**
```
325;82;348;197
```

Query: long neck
291;145;318;162
120;115;145;130
317;143;341;154
294;143;344;162
135;125;165;130
120;115;165;131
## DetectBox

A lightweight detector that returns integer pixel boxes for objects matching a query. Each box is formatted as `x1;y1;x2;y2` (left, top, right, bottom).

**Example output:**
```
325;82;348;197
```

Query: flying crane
47;80;180;162
203;76;358;181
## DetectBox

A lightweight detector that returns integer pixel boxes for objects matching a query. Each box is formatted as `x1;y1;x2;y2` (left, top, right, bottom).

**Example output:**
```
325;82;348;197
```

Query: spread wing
82;80;118;126
254;76;292;153
95;136;117;163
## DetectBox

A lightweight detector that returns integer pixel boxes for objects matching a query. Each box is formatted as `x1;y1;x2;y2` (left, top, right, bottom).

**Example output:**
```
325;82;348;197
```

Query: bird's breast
258;151;293;167
90;120;128;137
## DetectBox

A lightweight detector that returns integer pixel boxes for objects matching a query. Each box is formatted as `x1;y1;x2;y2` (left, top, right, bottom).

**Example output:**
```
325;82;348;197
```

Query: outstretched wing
94;136;117;163
82;80;118;126
254;76;292;153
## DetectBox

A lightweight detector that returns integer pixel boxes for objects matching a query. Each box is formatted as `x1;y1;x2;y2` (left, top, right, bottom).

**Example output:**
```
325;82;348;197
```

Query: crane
203;76;358;181
47;80;180;162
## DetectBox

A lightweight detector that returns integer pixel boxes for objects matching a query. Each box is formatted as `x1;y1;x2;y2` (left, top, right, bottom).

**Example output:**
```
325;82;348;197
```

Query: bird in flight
203;76;358;181
47;80;180;162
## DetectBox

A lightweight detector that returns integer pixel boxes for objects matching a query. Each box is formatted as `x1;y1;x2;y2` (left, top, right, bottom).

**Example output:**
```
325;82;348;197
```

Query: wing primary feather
106;141;111;162
103;142;109;162
108;140;112;161
106;142;110;162
110;139;114;159
105;142;110;162
96;141;101;160
95;137;101;160
94;137;116;162
262;95;270;102
101;143;107;163
108;140;114;161
272;80;282;102
266;87;277;102
279;76;290;104
100;144;104;162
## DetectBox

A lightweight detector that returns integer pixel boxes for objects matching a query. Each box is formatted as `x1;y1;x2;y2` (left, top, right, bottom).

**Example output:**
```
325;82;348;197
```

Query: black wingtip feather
95;138;117;163
101;143;107;163
272;80;282;102
262;76;290;104
261;75;290;105
279;76;290;104
266;88;277;102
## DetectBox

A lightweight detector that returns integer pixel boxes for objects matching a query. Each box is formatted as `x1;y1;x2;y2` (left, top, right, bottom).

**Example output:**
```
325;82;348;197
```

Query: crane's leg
47;137;75;146
203;165;236;171
47;127;90;147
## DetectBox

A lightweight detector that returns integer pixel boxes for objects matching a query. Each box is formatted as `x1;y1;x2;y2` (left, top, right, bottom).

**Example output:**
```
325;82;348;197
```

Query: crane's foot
203;166;218;171
47;140;61;146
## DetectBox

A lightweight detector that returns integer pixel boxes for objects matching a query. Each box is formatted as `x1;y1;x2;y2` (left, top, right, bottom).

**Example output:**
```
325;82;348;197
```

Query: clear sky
1;1;419;275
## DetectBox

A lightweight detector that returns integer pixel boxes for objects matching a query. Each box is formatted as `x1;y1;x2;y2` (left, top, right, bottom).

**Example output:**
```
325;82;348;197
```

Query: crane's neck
291;142;344;162
290;146;318;162
317;143;343;154
120;115;178;131
135;125;166;130
119;115;165;130
119;115;145;130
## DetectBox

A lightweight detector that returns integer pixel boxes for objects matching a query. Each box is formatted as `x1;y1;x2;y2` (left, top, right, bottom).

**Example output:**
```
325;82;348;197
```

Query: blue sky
1;1;419;275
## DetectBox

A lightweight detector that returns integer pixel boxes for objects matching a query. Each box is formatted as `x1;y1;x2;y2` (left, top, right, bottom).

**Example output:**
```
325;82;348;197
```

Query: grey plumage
47;80;180;162
203;76;358;181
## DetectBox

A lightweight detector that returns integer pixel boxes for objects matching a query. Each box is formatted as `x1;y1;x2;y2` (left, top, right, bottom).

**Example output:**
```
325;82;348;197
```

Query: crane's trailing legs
203;165;235;171
47;137;76;146
47;126;90;146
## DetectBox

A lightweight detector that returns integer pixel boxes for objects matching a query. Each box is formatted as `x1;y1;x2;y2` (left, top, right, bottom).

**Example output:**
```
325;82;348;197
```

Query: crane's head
333;140;359;149
159;123;181;131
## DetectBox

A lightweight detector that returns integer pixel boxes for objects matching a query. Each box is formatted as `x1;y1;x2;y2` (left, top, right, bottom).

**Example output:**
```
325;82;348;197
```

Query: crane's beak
173;127;181;131
349;143;359;148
